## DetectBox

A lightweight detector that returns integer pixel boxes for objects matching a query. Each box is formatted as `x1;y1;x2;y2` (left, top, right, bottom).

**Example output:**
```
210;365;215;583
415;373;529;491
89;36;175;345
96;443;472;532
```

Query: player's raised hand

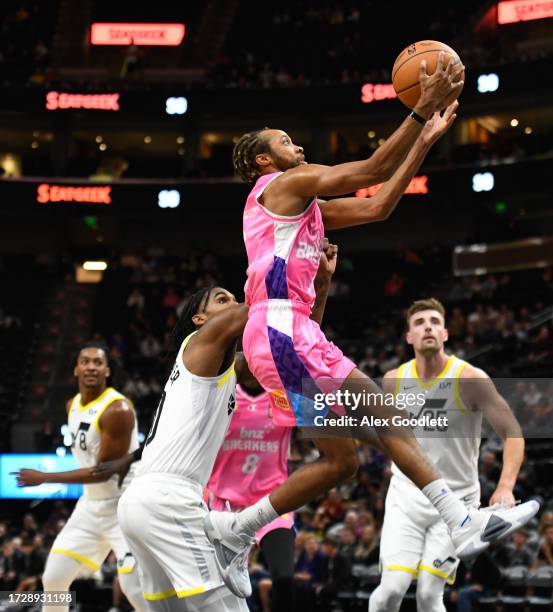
420;100;458;146
489;484;516;508
318;238;338;278
11;468;46;487
416;52;464;116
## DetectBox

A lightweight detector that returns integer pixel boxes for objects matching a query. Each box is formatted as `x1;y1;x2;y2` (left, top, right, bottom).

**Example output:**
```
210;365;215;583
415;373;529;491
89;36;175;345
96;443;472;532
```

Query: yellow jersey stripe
76;387;114;412
394;363;407;396
217;364;236;388
453;362;471;415
419;563;450;580
117;566;135;575
412;355;455;390
143;586;206;601
51;548;100;571
93;395;127;432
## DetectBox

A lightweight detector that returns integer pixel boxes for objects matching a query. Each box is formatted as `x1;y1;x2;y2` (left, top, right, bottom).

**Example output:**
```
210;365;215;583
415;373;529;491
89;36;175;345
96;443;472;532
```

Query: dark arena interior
1;1;553;611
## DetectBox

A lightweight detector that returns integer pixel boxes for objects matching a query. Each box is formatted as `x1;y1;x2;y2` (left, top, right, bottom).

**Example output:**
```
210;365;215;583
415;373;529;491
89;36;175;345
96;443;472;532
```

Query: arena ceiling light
477;73;499;93
91;23;185;46
83;261;108;271
166;97;188;115
472;172;495;192
158;190;181;209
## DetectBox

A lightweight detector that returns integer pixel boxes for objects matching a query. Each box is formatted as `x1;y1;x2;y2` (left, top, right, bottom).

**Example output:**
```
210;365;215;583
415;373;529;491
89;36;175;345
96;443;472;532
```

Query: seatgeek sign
91;23;185;46
356;176;429;197
37;184;112;205
497;0;553;24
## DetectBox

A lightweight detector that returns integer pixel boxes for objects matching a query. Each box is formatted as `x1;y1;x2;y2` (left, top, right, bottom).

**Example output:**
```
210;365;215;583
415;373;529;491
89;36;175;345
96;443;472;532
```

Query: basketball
392;40;464;110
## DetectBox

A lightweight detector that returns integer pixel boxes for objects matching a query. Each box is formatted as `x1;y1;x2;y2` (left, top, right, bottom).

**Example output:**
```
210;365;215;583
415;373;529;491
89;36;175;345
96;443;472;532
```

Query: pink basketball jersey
207;385;291;507
243;171;324;308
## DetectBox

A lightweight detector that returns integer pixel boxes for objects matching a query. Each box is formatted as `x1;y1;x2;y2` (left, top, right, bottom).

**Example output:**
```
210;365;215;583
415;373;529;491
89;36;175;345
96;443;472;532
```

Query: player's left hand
421;100;458;146
12;469;46;487
489;484;516;508
318;237;338;277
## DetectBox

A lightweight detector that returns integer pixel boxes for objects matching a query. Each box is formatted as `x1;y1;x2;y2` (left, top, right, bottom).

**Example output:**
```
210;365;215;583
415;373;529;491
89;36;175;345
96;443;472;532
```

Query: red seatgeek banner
37;184;112;204
497;0;553;24
91;23;185;46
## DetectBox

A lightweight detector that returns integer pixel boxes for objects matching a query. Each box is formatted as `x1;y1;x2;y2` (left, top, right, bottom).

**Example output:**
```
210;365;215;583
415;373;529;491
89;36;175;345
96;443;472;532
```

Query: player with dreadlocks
202;55;539;599
94;243;338;610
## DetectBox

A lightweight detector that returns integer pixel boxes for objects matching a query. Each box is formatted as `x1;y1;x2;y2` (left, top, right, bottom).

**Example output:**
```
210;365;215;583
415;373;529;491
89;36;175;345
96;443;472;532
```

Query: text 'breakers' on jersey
208;385;292;507
67;387;138;500
243;171;324;308
137;332;237;486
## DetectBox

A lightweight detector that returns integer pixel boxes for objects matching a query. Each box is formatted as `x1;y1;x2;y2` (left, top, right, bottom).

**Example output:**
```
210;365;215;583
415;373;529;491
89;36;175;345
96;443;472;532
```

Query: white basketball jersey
137;332;237;487
67;387;139;500
392;355;483;494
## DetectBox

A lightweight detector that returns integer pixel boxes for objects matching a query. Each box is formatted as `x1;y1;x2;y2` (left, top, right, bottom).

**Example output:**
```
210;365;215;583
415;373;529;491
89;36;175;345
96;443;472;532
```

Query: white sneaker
452;499;540;560
203;509;254;598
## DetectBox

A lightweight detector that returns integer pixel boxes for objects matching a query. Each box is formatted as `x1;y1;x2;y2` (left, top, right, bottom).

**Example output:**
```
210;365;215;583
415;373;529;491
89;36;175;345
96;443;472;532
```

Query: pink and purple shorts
243;300;356;427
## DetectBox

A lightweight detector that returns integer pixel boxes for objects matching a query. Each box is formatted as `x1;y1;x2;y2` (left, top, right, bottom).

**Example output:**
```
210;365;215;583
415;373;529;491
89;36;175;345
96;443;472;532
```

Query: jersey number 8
241;453;259;474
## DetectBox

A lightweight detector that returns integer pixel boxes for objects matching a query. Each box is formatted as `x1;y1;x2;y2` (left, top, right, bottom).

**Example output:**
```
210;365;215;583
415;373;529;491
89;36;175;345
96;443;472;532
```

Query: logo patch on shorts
433;556;456;568
270;390;291;411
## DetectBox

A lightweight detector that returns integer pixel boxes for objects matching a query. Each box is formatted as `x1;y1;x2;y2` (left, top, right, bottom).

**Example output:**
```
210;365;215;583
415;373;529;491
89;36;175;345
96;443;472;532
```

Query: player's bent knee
42;563;72;591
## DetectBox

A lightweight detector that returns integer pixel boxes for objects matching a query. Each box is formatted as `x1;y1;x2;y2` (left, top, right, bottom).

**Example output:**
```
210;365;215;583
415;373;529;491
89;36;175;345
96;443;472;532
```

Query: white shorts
118;473;224;602
380;476;479;584
50;495;136;575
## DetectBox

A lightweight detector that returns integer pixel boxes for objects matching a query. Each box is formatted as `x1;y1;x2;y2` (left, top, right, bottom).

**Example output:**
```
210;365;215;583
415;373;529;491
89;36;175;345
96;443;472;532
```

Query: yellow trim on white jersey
92;389;127;433
394;362;408;396
386;564;419;576
181;330;236;386
453;361;471;415
418;563;449;580
75;387;113;412
412;355;455;390
51;548;100;570
143;586;206;601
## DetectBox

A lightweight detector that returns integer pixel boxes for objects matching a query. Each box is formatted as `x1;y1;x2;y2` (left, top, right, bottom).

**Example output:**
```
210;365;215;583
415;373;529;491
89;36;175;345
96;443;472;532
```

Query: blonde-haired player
369;298;529;612
15;342;144;612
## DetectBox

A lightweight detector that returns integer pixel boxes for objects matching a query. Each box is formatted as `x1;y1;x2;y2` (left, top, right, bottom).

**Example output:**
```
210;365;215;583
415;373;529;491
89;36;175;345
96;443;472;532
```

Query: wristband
409;110;427;125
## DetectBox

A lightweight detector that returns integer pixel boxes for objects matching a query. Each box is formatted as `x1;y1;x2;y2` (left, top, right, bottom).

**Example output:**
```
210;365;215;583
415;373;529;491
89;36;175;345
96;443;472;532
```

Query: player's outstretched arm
278;55;463;199
318;102;458;229
461;366;524;507
13;400;135;486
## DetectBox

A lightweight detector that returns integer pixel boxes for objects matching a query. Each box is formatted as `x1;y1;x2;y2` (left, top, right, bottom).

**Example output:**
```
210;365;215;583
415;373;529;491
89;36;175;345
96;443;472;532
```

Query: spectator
295;534;325;584
497;528;534;568
455;551;502;612
337;526;357;562
127;288;145;312
353;524;380;566
316;537;354;612
532;525;553;569
139;334;161;359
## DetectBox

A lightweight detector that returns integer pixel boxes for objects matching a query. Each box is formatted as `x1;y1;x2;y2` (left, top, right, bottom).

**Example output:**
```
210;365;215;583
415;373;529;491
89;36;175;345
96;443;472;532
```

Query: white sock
422;479;471;532
233;496;279;537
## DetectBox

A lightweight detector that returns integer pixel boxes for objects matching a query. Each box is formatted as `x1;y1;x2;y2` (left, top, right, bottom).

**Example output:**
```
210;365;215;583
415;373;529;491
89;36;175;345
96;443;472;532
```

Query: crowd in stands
0;1;53;86
0;507;131;611
1;1;552;90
